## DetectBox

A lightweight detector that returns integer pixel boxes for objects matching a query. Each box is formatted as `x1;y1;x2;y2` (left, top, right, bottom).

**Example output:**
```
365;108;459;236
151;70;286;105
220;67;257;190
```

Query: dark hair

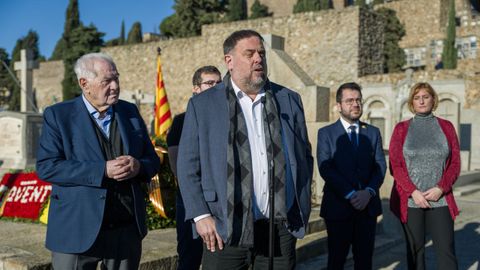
192;66;221;86
336;82;362;103
223;29;264;55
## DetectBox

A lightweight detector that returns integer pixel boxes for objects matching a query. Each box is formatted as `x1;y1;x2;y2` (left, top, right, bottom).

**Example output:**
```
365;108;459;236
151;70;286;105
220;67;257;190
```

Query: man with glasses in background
167;65;221;270
316;82;386;270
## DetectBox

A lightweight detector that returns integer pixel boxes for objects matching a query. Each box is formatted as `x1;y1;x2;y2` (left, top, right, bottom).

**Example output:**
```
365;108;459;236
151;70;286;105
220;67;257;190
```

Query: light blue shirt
82;95;113;138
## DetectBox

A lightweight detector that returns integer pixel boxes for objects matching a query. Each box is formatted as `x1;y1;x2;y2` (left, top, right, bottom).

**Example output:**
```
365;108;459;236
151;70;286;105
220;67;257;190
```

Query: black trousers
324;211;377;270
202;220;297;270
176;193;203;270
51;223;142;270
402;206;458;270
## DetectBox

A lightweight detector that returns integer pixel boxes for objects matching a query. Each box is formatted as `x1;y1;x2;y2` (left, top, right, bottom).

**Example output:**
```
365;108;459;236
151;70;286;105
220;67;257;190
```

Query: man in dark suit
36;53;160;270
167;65;221;270
317;82;386;270
177;29;313;269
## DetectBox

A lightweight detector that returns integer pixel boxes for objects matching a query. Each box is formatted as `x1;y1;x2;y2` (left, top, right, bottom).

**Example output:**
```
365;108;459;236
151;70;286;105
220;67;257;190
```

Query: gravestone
0;111;43;172
0;49;42;177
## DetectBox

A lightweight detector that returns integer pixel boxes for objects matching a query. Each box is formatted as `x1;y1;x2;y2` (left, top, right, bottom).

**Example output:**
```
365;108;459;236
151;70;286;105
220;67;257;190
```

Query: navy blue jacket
36;96;160;253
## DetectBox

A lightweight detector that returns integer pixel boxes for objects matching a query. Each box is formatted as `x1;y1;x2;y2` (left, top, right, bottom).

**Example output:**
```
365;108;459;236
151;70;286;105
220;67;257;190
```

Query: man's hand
350;190;371;210
105;155;140;181
411;189;431;208
195;216;224;252
423;186;443;202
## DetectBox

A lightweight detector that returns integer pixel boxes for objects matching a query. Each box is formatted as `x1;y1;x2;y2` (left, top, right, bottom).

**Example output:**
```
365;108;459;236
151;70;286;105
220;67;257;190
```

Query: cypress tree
250;0;272;19
51;0;81;60
226;0;247;21
127;22;143;44
120;20;126;45
442;0;457;69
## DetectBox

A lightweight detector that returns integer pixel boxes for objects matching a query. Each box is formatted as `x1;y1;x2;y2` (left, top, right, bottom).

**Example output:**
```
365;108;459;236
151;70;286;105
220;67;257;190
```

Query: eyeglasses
200;80;222;87
341;98;363;106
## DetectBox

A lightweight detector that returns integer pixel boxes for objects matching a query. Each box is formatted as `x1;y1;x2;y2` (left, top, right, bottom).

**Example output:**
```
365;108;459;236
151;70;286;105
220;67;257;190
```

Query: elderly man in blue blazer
317;82;386;270
36;53;160;270
177;29;313;269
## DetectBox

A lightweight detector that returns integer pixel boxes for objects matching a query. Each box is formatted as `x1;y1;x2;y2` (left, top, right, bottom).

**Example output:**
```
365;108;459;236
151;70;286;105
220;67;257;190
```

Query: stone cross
131;89;145;107
14;49;38;112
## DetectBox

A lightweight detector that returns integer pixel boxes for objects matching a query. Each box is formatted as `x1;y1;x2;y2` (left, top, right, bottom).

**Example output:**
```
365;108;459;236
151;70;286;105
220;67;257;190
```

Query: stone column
14;49;38;112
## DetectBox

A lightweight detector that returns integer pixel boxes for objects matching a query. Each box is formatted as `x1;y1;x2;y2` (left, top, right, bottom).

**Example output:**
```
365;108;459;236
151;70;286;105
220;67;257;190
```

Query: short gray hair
74;53;116;80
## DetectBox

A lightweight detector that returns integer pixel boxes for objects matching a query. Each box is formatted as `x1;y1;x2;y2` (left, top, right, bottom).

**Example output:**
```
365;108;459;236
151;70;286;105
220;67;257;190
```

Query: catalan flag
154;50;172;138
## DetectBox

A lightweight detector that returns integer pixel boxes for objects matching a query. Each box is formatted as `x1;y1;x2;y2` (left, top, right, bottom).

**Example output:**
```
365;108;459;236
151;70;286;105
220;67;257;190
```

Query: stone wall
33;61;63;112
32;0;480;117
100;8;361;117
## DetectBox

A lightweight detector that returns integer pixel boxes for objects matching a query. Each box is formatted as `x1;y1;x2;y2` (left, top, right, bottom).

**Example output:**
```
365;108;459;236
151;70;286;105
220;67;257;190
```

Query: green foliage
373;0;384;5
293;0;330;13
0;48;15;109
160;0;225;38
127;22;143;44
250;0;272;19
442;0;457;69
226;0;247;21
120;20;126;45
7;30;43;111
62;24;104;100
105;20;126;47
160;14;180;37
51;0;81;60
356;0;366;6
377;7;406;73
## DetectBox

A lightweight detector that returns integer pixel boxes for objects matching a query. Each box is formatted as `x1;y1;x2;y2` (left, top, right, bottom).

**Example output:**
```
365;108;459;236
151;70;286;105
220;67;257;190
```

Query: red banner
0;172;51;220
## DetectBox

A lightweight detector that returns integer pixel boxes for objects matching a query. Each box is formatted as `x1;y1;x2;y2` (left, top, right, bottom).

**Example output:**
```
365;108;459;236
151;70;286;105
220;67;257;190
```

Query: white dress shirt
339;117;376;199
194;80;269;223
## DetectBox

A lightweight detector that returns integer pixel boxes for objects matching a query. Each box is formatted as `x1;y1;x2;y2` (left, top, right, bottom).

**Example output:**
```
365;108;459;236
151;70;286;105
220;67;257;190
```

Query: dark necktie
349;125;358;147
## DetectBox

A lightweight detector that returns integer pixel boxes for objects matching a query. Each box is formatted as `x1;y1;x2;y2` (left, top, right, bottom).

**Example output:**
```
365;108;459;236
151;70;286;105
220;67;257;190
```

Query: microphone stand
262;96;275;270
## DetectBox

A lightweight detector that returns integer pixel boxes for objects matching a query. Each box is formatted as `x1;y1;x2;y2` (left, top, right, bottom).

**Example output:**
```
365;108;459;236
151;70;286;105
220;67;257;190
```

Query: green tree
160;14;180;37
51;0;81;60
356;0;366;6
442;0;457;69
120;20;126;45
377;7;406;73
0;48;16;109
293;0;330;13
226;0;246;21
62;24;104;100
373;0;384;5
160;0;225;38
250;0;272;19
105;20;126;47
127;22;143;44
8;30;44;111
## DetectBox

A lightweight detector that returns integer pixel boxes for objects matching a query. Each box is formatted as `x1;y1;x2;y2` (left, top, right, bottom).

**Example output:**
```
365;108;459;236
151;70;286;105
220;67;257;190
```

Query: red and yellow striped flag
154;53;172;138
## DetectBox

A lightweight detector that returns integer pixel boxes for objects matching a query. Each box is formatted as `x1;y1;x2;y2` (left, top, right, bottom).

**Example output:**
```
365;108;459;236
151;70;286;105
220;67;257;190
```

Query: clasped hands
105;155;140;181
411;186;444;208
350;190;372;211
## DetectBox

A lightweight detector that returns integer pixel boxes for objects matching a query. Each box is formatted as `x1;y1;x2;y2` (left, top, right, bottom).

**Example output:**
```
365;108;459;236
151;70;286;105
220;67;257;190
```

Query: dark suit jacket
317;119;386;220
177;80;313;241
36;96;160;253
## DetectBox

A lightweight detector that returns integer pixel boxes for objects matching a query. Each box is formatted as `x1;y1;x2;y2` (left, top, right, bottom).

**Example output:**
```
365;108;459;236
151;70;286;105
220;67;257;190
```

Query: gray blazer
177;79;313;241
